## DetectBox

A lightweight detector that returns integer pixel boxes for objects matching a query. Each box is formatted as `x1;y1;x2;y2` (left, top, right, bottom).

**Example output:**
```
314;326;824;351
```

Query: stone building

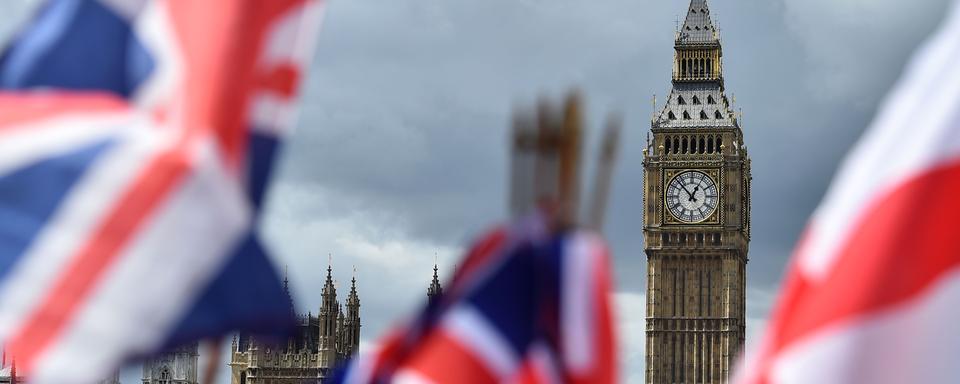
142;343;199;384
642;0;751;382
228;266;360;384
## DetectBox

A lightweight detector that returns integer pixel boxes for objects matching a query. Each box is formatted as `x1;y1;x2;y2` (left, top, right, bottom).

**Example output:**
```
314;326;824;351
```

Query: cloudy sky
1;0;954;383
258;0;953;382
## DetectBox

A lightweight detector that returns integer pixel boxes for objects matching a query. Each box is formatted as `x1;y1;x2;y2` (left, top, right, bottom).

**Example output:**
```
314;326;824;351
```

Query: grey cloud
783;0;952;104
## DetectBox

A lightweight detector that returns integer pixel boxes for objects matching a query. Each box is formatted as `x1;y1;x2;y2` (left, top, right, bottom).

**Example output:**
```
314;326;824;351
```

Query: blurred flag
737;3;960;384
332;212;617;384
0;0;323;382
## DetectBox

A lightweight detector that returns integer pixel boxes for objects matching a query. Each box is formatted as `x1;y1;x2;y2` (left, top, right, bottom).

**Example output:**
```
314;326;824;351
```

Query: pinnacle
428;262;443;301
678;0;719;45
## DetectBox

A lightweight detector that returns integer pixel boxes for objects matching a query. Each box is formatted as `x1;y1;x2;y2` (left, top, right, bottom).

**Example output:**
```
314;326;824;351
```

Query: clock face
666;170;719;223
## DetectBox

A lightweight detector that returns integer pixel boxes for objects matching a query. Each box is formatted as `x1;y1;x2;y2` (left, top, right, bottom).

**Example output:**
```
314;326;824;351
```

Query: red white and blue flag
737;2;960;383
0;0;323;382
333;212;617;384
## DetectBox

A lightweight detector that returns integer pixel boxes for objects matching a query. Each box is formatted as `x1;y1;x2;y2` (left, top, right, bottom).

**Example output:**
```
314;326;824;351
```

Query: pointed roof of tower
347;269;360;307
654;85;737;129
323;262;336;297
654;0;738;130
678;0;719;45
427;263;443;303
282;265;296;316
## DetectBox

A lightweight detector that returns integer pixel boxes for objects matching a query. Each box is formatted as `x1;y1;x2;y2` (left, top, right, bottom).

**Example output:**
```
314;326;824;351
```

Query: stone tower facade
142;343;199;384
229;265;360;384
643;0;751;383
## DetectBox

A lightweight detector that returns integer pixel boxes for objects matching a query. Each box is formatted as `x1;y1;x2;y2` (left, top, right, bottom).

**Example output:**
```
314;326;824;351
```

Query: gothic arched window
159;367;172;384
708;95;716;104
699;137;706;154
673;138;680;154
692;96;701;105
682;111;691;120
715;110;723;119
678;95;686;105
700;110;709;120
668;111;677;120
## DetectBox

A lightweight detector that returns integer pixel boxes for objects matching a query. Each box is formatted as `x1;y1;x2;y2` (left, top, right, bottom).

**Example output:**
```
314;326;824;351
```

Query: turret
427;264;443;305
318;264;339;368
343;274;361;358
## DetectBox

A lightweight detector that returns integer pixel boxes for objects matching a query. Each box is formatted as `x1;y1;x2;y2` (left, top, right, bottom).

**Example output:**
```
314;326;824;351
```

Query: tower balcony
643;230;749;255
672;71;722;82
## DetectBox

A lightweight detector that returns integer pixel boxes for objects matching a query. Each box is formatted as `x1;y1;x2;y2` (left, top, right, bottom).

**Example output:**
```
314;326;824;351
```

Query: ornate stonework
142;343;199;384
643;1;751;382
229;266;360;384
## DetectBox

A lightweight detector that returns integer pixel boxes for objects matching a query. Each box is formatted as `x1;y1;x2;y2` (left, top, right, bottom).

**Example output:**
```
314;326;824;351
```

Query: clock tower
642;0;751;383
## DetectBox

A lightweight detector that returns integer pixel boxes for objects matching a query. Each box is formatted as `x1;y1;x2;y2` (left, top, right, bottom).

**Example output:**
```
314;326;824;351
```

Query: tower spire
318;255;340;368
322;256;336;304
326;255;333;283
281;264;295;316
345;265;361;358
678;0;719;45
427;263;443;305
654;0;734;127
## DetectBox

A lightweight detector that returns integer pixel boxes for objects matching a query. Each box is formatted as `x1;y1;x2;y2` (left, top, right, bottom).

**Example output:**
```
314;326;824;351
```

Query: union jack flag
0;0;323;382
332;212;617;384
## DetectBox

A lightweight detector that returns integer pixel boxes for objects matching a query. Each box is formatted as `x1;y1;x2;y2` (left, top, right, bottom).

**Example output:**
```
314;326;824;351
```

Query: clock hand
681;184;696;200
688;186;700;202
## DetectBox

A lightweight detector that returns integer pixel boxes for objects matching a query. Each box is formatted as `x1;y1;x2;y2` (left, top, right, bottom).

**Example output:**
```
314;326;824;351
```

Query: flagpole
587;114;621;232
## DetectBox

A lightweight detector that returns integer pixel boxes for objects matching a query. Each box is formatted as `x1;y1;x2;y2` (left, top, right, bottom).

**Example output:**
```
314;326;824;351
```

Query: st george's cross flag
332;211;617;384
0;0;323;382
736;2;960;384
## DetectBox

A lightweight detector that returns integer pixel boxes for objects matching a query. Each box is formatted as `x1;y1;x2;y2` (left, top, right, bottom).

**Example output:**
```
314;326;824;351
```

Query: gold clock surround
662;168;722;225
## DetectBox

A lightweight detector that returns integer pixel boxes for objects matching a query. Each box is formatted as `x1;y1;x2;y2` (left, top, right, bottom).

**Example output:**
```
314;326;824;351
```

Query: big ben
643;0;750;383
